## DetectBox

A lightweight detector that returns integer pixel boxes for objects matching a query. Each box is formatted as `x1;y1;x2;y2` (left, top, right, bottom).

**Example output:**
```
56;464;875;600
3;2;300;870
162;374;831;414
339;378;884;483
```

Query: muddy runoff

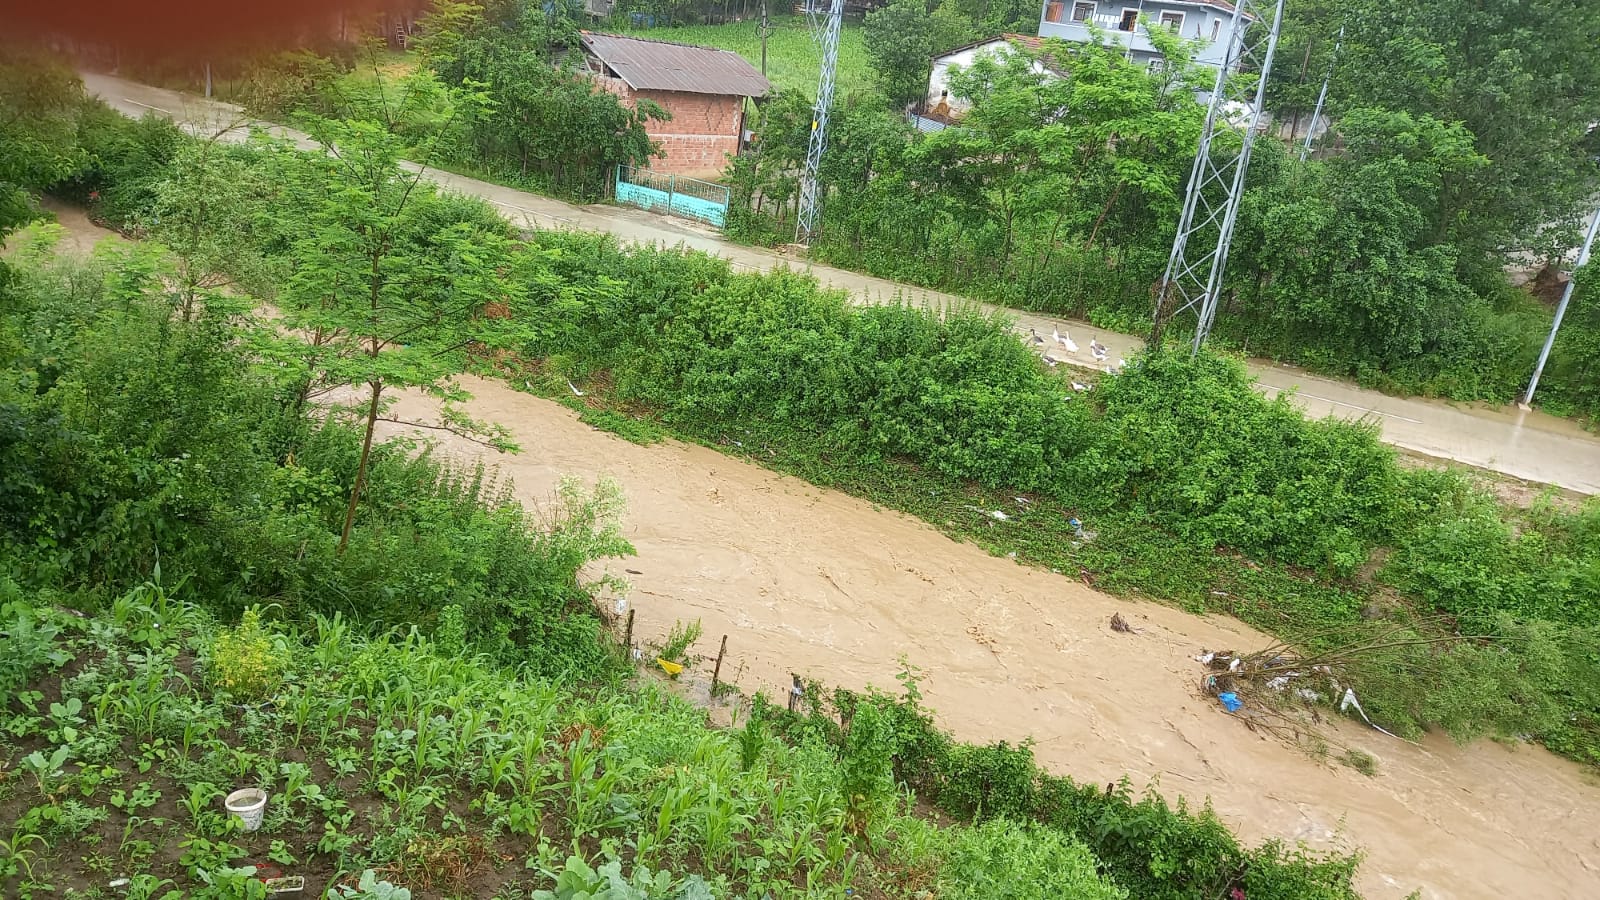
375;377;1600;900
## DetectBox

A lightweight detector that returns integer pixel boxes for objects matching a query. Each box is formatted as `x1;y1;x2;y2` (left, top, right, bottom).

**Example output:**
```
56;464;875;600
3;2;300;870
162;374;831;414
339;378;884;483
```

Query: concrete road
81;72;1600;495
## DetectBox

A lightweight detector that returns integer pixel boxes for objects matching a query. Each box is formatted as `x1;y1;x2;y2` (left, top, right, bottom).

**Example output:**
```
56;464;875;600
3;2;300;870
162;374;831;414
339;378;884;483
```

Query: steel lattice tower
795;0;845;245
1153;0;1287;354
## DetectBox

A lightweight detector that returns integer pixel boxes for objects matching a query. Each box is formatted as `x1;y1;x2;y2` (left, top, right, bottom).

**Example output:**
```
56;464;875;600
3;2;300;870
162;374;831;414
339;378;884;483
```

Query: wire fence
615;165;731;228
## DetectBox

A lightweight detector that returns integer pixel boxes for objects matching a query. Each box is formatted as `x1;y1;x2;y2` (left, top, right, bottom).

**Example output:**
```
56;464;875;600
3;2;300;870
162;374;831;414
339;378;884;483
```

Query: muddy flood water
387;379;1600;900
15;206;1600;898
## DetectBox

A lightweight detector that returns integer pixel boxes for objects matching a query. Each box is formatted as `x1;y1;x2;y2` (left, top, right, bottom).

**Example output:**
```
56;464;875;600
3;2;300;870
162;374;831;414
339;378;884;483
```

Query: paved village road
81;72;1600;495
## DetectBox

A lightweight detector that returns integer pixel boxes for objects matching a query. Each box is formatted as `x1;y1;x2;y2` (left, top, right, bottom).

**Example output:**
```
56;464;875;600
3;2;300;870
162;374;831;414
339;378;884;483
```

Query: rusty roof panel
580;32;772;98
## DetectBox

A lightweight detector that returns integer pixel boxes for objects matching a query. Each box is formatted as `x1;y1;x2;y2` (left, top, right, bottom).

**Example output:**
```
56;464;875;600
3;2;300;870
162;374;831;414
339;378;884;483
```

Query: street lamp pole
1521;206;1600;408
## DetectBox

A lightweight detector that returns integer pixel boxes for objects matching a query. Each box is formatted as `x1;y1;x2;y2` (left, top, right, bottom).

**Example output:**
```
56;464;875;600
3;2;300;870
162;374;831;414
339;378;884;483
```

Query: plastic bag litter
1340;688;1402;739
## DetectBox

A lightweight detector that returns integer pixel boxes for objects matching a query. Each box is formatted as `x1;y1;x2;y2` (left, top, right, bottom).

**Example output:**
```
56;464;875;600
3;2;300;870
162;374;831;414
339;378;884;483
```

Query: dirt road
383;378;1600;900
78;71;1600;496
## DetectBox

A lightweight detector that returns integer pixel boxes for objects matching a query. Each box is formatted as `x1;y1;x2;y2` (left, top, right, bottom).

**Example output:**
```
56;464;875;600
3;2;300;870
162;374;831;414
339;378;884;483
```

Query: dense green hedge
507;232;1600;757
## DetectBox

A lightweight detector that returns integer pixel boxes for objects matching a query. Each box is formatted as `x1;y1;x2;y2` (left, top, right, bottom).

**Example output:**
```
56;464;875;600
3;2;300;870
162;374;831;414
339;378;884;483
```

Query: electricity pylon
795;0;845;246
1152;0;1287;355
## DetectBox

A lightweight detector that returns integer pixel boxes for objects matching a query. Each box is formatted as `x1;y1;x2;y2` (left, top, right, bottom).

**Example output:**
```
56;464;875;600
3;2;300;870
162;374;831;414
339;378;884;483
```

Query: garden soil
383;378;1600;900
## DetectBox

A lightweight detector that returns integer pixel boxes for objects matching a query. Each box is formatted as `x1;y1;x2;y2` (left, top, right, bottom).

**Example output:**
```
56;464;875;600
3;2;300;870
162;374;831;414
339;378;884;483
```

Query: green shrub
207;608;286;700
935;819;1126;900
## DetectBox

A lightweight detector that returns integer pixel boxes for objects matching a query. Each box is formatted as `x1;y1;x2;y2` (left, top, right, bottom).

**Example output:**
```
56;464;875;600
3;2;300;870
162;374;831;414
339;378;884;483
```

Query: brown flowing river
375;377;1600;900
14;199;1600;899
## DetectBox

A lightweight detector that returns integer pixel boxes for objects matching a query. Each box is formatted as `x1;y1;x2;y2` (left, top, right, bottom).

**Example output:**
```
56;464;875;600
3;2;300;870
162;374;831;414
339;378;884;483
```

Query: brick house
579;32;771;180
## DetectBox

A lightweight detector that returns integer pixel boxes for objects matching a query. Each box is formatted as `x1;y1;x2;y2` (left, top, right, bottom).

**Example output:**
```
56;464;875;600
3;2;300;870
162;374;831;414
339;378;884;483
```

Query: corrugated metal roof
580;32;772;98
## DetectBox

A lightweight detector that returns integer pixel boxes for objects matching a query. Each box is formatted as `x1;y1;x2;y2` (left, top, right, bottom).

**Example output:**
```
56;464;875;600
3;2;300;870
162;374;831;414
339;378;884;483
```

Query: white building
925;34;1057;116
1038;0;1251;71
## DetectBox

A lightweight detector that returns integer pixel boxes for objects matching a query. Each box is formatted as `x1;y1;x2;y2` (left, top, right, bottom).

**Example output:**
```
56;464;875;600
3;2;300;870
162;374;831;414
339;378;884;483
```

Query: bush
0;245;628;679
207;608;286;700
769;677;1360;900
935;820;1126;900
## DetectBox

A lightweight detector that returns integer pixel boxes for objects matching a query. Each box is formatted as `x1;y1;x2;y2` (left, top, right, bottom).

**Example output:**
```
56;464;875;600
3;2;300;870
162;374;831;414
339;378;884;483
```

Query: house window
1211;19;1222;40
1044;0;1067;23
1147;58;1166;73
1071;1;1095;22
1118;8;1138;31
1158;11;1184;31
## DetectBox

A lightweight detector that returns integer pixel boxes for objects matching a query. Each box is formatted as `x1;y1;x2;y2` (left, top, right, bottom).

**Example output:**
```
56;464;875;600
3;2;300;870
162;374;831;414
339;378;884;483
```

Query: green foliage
533;854;713;900
500;231;1600;754
863;0;943;108
2;597;1353;900
0;240;625;678
425;2;667;200
261;117;520;551
655;619;703;664
207;608;287;700
335;870;412;900
1299;0;1600;260
1077;351;1410;574
0;604;70;694
0;51;88;240
935;820;1126;900
768;677;1358;899
719;9;1600;417
938;741;1038;823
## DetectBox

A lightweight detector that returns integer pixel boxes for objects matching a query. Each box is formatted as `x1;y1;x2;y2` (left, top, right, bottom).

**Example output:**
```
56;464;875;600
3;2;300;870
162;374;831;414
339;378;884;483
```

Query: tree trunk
338;379;383;555
1084;183;1125;252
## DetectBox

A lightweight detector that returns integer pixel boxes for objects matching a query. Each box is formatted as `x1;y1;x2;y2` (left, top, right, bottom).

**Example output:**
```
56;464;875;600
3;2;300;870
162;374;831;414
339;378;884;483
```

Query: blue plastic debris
1218;692;1243;713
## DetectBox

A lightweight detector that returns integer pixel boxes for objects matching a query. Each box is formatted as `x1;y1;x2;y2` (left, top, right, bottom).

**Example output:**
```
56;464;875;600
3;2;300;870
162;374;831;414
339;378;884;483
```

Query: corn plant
636;770;697;865
560;733;642;841
0;828;47;883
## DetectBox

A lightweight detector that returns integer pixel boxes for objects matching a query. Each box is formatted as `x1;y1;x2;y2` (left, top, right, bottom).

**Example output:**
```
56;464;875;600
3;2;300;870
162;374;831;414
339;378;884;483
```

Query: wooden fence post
623;608;635;658
711;635;729;693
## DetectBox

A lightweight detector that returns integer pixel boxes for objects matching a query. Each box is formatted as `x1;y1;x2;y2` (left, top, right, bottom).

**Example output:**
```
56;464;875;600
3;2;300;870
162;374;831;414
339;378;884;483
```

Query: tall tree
268;120;518;552
1280;0;1600;265
863;0;943;109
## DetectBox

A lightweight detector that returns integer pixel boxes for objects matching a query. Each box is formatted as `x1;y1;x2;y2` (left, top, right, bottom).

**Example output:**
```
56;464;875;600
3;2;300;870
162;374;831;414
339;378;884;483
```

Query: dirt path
377;377;1600;900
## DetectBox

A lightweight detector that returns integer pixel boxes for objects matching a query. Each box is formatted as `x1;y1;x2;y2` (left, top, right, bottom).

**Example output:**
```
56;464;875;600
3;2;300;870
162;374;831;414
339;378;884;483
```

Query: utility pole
1152;0;1288;355
1521;207;1600;408
795;0;844;246
759;0;771;77
1299;26;1342;162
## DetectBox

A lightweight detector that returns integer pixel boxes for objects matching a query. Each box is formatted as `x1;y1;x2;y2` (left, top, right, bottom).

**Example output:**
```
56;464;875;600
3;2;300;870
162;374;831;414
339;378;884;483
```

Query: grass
621;16;878;98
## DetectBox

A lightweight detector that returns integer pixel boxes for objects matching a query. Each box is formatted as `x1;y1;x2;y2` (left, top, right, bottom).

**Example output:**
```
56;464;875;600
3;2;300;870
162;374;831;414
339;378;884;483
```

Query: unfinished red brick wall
591;74;744;179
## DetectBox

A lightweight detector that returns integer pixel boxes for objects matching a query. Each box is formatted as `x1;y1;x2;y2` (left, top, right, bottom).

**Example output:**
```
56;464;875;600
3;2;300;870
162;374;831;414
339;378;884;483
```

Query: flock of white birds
1030;327;1125;387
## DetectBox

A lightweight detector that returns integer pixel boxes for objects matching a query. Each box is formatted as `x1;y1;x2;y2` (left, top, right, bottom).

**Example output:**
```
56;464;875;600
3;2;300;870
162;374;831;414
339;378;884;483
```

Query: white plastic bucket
224;788;268;832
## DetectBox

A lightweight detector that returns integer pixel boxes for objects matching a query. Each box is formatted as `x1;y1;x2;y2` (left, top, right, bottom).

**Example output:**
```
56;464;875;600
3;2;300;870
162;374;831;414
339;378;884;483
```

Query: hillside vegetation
2;48;1598;898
